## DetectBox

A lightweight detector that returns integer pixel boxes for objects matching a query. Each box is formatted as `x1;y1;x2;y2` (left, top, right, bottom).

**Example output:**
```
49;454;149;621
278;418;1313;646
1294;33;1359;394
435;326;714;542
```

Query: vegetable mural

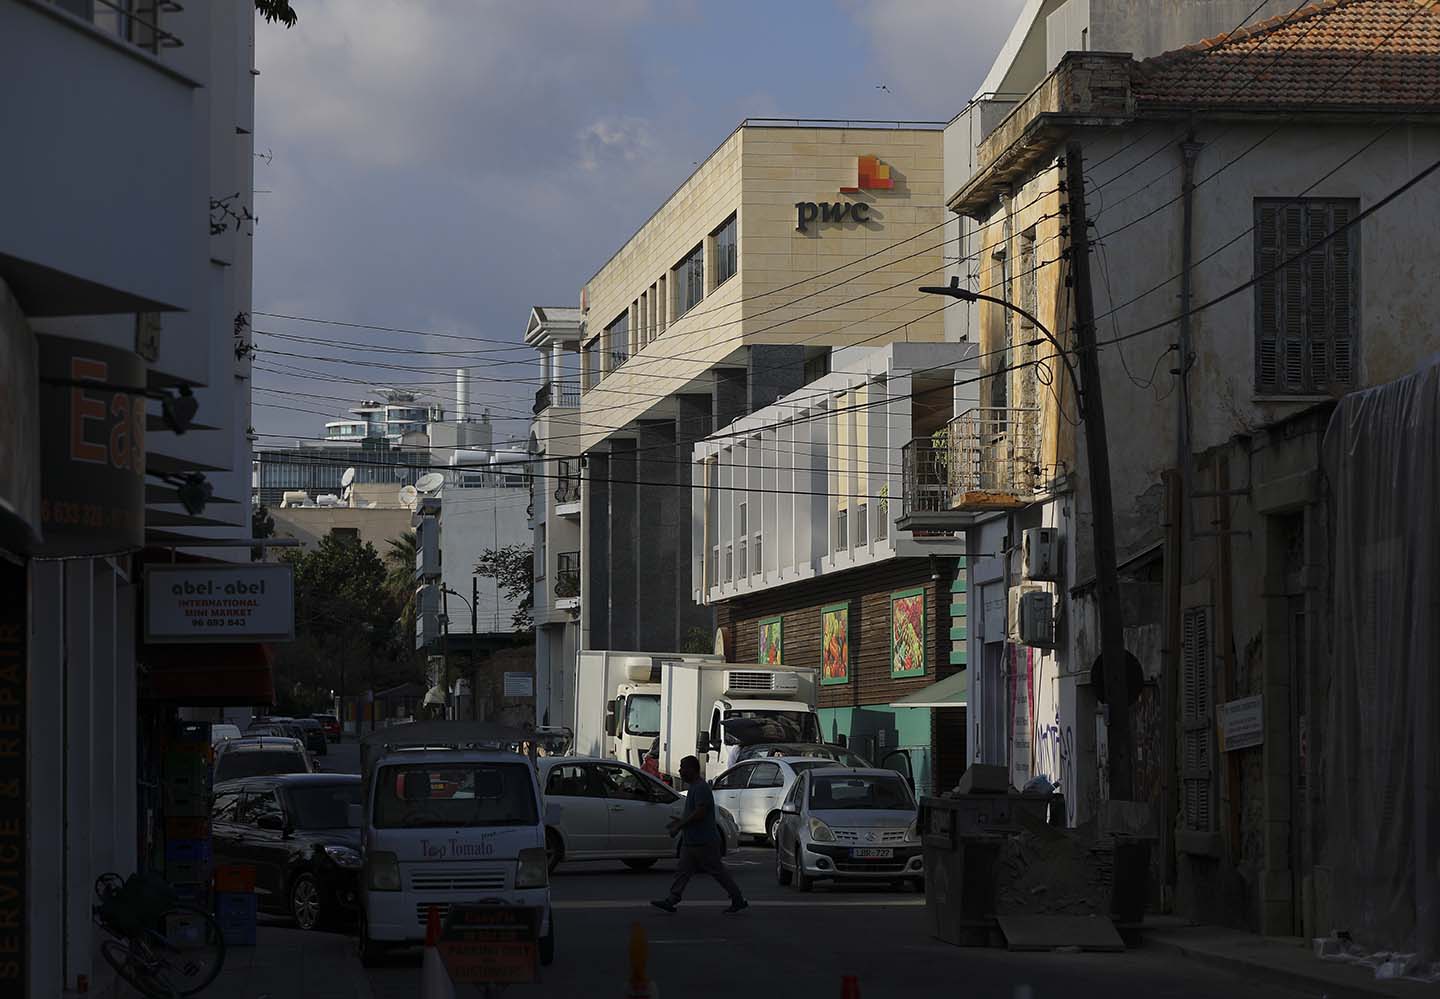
891;588;926;677
821;603;849;685
758;616;783;665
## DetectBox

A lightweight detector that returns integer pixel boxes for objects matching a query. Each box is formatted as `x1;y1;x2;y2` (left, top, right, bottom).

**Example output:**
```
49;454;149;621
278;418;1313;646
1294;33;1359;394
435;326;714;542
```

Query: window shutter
1329;202;1356;387
1181;605;1215;832
1256;205;1281;390
1281;204;1306;392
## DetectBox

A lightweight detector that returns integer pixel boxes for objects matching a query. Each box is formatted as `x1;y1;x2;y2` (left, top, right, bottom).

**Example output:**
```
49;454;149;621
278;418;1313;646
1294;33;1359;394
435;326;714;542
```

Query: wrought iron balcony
898;407;1043;531
533;378;580;414
553;461;580;505
554;552;580;608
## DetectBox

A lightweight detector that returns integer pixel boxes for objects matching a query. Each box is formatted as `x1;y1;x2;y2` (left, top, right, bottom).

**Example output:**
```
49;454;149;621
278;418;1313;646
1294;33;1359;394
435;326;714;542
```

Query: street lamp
440;584;480;721
918;275;1083;410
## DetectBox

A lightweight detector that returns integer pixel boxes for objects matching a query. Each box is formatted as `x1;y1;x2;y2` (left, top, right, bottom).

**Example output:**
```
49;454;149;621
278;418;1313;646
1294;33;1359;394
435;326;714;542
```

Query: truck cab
354;722;553;968
605;679;661;768
660;664;821;781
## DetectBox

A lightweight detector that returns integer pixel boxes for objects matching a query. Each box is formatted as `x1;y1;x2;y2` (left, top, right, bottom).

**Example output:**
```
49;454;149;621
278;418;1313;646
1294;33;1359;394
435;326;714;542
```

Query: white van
355;723;553;967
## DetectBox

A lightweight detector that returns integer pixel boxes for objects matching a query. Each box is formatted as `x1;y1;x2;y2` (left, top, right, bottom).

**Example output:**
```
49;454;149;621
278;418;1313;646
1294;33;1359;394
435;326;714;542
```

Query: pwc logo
795;155;894;232
840;154;894;193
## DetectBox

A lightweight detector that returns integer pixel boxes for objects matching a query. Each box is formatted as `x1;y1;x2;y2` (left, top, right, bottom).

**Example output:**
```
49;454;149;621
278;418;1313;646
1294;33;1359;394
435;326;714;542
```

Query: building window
804;349;832;384
605;311;629;371
1254;198;1359;394
855;503;868;547
582;338;599;390
709;545;719;588
536;523;546;580
330;528;359;543
737;501;747;540
712;214;738;288
987;246;1010;411
1017;230;1039;411
752;534;762;577
835;509;848;552
724;544;733;583
738;538;747;578
673;243;704;318
657;276;668;336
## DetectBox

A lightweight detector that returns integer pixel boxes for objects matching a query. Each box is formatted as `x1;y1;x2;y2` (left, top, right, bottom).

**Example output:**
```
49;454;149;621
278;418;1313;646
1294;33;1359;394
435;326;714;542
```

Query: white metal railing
83;0;184;53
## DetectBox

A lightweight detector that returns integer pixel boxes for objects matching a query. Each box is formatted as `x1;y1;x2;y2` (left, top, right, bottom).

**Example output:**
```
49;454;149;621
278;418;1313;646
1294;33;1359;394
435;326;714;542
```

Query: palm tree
384;531;418;640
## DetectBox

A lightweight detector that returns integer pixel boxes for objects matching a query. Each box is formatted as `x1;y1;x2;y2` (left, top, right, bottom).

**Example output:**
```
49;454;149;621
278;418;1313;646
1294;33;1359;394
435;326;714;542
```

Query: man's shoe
723;899;749;914
650;899;678;913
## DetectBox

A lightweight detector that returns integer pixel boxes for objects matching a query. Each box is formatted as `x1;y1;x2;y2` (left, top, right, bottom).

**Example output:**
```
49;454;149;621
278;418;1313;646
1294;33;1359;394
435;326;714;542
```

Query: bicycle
93;872;227;998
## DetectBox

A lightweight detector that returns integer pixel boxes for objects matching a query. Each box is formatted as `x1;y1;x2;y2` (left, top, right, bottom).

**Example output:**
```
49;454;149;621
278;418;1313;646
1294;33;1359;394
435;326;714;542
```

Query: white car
774;768;924;892
539;757;738;871
711;757;850;844
210;723;243;745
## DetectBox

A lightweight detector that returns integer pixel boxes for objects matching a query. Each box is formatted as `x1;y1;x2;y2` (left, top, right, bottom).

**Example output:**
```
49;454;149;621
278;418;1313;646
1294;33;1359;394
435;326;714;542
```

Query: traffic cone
626;922;658;997
421;905;455;999
841;974;860;999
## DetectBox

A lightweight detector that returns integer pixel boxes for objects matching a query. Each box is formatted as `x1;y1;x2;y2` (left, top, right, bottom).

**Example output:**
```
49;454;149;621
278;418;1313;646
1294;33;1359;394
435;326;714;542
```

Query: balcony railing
87;0;185;53
900;407;1043;524
533;378;580;414
553;461;580;505
554;552;580;601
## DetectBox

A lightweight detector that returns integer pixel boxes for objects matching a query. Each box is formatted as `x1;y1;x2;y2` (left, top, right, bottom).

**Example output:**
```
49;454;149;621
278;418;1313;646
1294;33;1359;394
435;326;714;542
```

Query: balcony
533;378;580;414
553;460;581;512
554;551;580;612
1;0;200;317
898;407;1043;532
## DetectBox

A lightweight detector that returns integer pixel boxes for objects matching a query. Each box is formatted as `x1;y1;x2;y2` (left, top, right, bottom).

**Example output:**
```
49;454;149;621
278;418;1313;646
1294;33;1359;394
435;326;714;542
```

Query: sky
250;0;1028;449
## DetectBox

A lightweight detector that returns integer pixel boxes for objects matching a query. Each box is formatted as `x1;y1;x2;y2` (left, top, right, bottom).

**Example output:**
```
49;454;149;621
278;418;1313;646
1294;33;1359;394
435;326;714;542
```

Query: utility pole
1065;142;1134;800
471;575;480;721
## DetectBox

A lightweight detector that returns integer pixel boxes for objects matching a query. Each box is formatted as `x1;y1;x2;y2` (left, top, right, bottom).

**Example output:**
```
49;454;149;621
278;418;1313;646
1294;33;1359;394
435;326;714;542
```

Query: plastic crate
165;817;211;841
163;788;210;818
214;865;256;893
165;859;211;885
215;891;257;921
165;839;213;864
172;883;211;909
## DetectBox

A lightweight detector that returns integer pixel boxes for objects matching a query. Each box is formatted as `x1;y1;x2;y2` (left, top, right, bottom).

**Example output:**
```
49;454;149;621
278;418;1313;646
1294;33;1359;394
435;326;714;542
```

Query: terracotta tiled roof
1134;0;1440;109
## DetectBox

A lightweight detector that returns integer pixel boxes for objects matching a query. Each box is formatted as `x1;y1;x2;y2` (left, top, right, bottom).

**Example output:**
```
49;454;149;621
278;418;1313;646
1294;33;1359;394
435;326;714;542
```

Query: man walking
652;756;748;914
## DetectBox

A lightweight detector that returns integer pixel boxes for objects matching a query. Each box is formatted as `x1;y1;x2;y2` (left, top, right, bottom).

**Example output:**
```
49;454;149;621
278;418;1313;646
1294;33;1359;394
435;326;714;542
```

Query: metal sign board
1219;695;1264;752
144;564;295;643
438;905;540;985
503;672;534;698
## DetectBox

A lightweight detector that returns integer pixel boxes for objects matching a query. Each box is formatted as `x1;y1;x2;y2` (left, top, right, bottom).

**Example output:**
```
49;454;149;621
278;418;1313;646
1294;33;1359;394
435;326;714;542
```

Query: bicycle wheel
100;939;173;999
147;907;226;997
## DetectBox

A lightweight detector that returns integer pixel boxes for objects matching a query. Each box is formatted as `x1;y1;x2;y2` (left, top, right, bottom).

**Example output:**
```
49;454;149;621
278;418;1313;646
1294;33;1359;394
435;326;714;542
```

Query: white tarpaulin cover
1322;358;1439;961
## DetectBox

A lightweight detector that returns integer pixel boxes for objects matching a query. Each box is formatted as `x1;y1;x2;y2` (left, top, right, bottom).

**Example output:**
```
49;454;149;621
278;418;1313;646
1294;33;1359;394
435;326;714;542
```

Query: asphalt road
322;740;1321;999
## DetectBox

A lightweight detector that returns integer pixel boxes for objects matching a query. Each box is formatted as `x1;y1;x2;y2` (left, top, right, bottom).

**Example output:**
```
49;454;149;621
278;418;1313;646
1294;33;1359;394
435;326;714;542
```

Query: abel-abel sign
144;564;294;643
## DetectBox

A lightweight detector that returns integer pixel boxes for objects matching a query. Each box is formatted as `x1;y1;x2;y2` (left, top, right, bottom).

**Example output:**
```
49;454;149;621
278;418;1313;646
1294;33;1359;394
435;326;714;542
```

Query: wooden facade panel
715;558;957;710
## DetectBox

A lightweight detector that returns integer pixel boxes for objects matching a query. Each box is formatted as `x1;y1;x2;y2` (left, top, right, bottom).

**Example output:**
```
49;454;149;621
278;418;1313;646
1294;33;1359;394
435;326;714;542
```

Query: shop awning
139;641;275;706
888;671;967;709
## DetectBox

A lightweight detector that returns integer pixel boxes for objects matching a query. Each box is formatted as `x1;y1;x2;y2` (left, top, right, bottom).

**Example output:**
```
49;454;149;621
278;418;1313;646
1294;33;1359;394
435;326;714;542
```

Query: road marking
554;898;924;910
650;938;730;944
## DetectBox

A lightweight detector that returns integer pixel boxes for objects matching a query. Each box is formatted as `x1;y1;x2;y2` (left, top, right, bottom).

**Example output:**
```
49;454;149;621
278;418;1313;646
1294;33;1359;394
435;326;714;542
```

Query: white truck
571;651;725;768
659;661;820;781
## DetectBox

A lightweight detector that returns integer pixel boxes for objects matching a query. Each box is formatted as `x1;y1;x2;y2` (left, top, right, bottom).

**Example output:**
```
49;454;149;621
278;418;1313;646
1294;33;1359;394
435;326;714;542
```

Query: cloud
845;0;1030;116
577;117;659;173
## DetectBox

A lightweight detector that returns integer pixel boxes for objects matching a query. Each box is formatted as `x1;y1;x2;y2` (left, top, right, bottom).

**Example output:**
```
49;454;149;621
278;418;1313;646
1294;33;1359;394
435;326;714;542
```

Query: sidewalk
1140;922;1438;999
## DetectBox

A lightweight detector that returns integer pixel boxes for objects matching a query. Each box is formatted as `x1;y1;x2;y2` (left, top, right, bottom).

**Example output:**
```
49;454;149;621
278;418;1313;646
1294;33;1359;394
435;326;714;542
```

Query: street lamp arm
917;277;1084;415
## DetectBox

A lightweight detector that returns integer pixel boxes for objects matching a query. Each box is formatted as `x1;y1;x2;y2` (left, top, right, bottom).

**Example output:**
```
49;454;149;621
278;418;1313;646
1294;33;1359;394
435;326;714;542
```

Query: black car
292;718;328;757
212;774;362;930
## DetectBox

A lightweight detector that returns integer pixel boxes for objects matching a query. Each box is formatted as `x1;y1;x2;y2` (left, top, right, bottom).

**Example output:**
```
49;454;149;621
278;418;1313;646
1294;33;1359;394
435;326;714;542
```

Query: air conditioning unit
1018;590;1056;648
1023;527;1060;581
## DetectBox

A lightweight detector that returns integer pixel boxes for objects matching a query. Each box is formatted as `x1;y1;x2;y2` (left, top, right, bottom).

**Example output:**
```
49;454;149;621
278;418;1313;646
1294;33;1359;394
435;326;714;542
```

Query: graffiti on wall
1009;646;1034;789
1036;712;1077;825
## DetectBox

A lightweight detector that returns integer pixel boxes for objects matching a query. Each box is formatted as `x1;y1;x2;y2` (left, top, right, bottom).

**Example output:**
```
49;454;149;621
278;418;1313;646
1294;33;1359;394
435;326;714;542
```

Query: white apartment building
0;2;260;994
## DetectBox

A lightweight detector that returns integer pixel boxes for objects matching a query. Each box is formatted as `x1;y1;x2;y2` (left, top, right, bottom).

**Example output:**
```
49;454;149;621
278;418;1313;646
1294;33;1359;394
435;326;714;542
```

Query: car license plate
850;847;893;859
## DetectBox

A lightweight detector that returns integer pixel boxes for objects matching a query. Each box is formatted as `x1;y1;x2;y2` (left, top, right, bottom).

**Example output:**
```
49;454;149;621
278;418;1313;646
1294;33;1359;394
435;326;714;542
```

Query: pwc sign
795;155;893;232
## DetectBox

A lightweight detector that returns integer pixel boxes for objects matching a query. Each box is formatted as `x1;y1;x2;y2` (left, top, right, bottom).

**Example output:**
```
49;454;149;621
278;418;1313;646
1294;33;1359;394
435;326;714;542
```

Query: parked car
774;768;923;892
734;742;873;768
214;737;317;782
313;714;341;743
539;757;738;873
211;774;362;930
292;718;328;757
711;757;848;844
210;723;243;745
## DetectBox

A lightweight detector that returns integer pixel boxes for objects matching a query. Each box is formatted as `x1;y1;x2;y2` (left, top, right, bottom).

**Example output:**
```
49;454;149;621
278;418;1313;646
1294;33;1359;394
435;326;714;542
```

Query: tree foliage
255;0;298;27
383;531;418;643
270;535;420;715
474;544;534;632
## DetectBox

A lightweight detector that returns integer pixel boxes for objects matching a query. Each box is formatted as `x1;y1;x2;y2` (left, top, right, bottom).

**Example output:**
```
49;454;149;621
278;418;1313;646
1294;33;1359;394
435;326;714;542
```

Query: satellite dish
398;485;419;509
340;467;356;488
415;472;445;495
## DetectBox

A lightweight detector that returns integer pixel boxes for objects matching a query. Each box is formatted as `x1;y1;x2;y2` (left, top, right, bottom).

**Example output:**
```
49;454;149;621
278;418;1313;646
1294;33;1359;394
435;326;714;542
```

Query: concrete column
64;561;94;989
636;421;678;649
90;564;117;881
714;368;747;432
582;451;610;650
28;561;64;996
747;344;807;412
608;440;639;649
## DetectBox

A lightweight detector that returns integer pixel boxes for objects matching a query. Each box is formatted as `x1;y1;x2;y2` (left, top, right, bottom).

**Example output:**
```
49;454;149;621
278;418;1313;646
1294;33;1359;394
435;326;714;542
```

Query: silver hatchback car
773;768;923;891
